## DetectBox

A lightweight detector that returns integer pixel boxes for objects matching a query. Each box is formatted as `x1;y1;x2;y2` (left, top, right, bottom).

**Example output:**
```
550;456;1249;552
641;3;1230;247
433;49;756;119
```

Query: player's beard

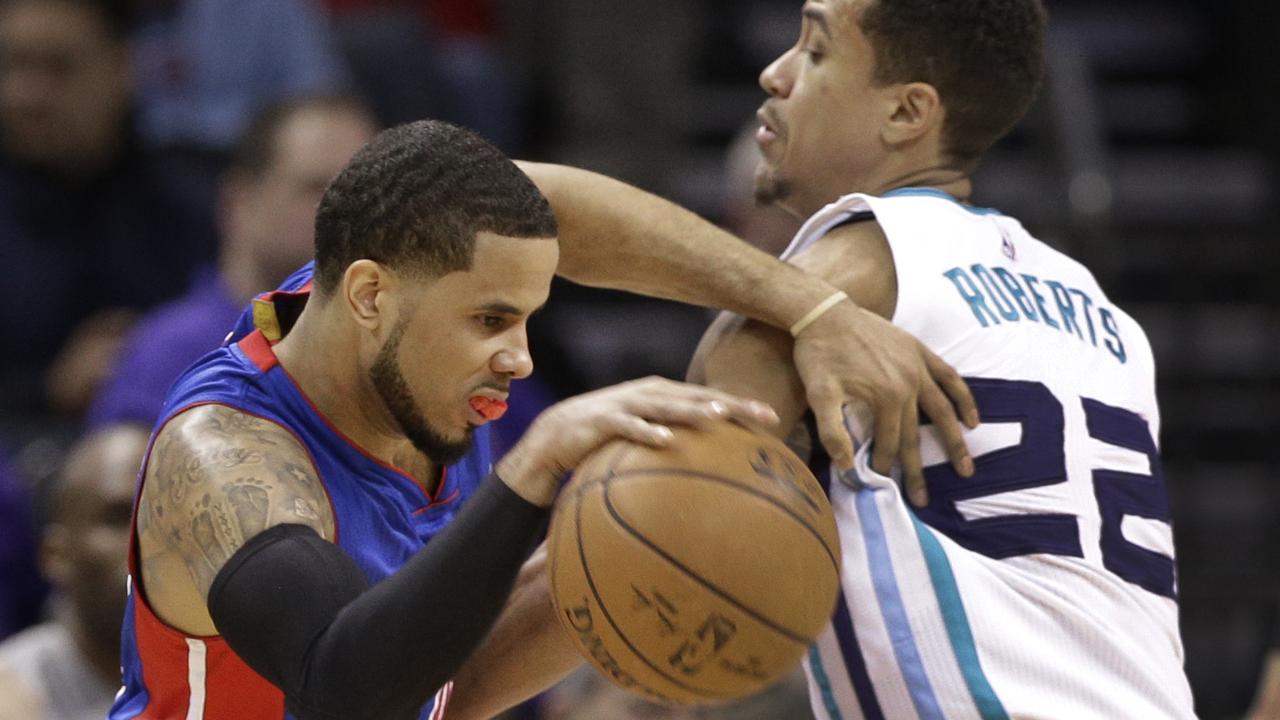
370;318;474;466
753;163;793;207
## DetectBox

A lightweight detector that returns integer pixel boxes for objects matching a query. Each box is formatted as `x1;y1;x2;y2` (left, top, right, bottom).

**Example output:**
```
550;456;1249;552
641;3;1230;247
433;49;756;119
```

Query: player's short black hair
312;120;558;295
227;95;372;180
860;0;1047;167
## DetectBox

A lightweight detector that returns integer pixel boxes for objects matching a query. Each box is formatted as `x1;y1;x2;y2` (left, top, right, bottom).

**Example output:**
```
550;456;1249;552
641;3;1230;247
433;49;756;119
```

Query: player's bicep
143;404;334;601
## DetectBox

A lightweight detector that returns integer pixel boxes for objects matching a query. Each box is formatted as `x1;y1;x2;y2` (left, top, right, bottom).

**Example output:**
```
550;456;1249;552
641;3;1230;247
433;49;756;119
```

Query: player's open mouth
756;107;781;146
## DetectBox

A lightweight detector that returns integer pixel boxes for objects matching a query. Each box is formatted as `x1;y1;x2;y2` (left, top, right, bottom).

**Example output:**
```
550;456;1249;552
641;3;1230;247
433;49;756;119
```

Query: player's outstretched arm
517;161;976;485
688;220;978;504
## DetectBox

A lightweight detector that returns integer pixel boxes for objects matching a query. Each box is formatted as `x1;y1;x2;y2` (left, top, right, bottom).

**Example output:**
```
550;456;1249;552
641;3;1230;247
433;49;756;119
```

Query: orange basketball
547;420;841;705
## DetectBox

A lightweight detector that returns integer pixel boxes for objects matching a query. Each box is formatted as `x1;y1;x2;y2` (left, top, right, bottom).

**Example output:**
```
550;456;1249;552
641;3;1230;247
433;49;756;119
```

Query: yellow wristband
789;291;849;338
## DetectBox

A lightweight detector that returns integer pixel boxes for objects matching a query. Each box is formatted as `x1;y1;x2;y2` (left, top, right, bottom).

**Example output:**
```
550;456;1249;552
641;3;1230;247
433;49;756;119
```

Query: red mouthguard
469;396;508;421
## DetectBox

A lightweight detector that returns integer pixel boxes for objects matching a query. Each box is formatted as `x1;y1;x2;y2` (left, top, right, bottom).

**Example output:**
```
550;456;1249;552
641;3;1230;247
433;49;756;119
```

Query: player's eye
478;315;506;330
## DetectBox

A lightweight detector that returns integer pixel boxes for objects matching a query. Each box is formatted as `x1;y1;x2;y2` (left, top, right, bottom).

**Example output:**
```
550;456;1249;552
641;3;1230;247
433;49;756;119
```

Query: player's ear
342;260;392;330
882;82;942;146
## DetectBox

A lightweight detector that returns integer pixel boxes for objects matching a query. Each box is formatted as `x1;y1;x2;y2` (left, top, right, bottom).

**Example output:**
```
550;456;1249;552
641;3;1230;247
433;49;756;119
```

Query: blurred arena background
0;0;1275;718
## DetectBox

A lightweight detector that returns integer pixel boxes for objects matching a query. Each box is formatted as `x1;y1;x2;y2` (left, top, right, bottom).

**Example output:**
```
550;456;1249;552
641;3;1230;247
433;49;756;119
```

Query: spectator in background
0;452;45;642
0;424;148;720
131;0;350;157
0;0;217;416
325;0;519;151
87;96;378;429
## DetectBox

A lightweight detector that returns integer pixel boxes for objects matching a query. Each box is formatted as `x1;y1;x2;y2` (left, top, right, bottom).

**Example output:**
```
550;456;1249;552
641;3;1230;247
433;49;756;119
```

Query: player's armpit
139;404;335;634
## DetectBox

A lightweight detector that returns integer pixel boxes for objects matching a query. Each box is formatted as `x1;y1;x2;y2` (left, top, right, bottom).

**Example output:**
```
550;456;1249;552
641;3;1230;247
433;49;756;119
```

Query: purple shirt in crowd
87;268;241;429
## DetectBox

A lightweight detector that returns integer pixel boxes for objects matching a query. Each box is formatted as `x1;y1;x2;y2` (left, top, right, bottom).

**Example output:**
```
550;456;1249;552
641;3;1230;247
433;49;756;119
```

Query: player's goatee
370;320;473;465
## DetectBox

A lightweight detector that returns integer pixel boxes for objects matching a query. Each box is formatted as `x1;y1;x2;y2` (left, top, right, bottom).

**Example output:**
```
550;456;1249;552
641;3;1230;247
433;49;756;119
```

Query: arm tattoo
142;405;334;599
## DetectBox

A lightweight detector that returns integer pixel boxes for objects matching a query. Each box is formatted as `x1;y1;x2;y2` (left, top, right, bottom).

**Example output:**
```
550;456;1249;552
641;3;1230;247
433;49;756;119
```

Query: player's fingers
625;379;779;427
918;381;975;478
604;414;675;448
923;347;979;428
621;392;778;428
870;398;902;476
898;404;928;506
810;387;854;471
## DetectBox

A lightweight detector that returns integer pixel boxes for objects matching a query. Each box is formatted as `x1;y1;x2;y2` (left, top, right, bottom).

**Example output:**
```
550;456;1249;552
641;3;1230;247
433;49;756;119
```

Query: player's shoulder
789;211;896;319
157;402;300;446
145;403;331;530
138;404;336;633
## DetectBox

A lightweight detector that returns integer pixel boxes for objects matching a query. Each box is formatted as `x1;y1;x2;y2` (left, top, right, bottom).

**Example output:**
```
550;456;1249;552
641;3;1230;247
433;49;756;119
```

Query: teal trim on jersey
882;187;1003;216
808;645;847;720
910;517;1011;720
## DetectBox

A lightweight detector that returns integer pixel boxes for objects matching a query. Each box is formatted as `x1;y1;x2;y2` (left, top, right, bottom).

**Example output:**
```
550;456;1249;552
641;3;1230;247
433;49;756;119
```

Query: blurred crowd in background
0;0;1275;718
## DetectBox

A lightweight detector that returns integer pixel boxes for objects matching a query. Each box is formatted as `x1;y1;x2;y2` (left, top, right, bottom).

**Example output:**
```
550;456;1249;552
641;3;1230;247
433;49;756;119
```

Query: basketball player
109;118;979;719
446;1;1197;719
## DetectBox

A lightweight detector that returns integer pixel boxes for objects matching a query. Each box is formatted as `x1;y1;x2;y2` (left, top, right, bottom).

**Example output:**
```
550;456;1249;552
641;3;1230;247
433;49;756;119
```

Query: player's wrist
496;439;562;508
790;290;851;338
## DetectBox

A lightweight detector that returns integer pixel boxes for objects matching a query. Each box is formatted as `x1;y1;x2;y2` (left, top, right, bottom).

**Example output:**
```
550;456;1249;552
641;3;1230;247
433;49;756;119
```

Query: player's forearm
517;161;837;330
446;545;583;720
208;474;549;720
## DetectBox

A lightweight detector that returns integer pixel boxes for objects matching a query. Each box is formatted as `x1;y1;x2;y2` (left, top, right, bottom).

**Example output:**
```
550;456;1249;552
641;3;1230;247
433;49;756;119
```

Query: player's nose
492;338;533;379
759;49;794;98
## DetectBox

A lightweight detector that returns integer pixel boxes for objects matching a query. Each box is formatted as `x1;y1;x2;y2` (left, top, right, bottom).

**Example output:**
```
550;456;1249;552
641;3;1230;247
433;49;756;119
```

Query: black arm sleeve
207;472;549;720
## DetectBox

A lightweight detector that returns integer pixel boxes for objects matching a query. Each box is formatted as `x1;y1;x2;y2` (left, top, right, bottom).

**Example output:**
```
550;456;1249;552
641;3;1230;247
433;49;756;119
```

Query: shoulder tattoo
142;404;335;599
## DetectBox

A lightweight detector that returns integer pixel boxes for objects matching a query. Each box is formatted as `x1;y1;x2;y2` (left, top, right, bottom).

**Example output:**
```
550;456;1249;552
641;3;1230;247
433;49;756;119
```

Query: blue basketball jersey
111;263;488;720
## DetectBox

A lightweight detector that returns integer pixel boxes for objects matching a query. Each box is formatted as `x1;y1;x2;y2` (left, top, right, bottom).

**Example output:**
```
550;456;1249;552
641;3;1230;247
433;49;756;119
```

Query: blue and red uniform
110;263;491;719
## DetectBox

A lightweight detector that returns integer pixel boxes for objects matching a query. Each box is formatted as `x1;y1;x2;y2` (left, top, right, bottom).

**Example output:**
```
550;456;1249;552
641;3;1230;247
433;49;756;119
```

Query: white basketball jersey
781;189;1195;720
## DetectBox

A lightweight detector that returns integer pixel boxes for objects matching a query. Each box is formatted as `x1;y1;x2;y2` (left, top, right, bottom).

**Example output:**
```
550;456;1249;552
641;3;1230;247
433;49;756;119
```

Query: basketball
547;420;841;705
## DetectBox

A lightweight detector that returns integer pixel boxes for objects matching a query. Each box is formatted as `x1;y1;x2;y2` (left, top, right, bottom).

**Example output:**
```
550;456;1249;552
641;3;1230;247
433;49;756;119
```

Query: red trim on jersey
412;486;460;515
131;587;285;719
238;329;279;372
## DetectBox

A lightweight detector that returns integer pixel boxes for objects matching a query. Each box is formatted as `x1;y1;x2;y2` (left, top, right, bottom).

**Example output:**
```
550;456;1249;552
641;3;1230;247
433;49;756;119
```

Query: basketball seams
601;476;817;646
561;440;634;500
605;468;840;573
572;482;718;701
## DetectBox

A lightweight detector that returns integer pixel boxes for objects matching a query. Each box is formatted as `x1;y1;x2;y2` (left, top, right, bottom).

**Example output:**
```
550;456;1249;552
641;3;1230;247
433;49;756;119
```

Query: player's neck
274;301;416;468
877;167;973;203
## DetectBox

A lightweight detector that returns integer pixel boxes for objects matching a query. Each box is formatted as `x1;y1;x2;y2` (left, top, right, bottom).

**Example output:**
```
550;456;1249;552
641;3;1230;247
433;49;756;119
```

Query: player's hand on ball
791;300;979;505
496;377;778;507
